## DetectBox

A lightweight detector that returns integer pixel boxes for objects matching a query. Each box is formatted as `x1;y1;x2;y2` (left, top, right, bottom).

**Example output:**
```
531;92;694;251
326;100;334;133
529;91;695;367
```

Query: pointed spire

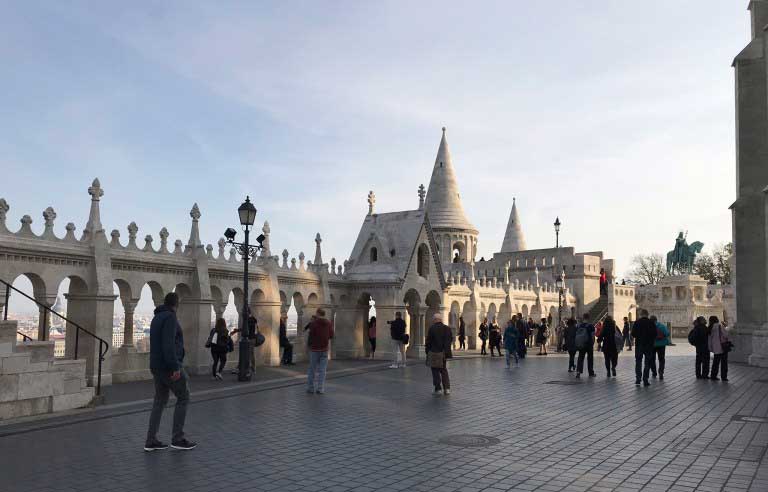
186;203;202;252
314;233;323;265
424;127;476;231
500;198;527;252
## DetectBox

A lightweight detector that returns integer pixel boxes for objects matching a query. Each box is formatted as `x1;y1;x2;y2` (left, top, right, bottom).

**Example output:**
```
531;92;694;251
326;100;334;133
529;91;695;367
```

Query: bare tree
694;242;733;284
628;253;668;285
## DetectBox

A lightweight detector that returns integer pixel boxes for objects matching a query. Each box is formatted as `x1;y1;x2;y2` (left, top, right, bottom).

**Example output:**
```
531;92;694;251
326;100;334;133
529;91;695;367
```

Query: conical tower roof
424;128;477;232
500;198;527;252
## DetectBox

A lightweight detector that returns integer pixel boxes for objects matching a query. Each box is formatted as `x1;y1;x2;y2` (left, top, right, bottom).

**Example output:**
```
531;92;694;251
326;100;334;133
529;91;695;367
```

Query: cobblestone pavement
1;349;767;492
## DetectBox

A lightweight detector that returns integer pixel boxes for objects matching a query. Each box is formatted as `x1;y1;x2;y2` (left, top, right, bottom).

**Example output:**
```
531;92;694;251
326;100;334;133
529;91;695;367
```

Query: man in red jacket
306;308;334;394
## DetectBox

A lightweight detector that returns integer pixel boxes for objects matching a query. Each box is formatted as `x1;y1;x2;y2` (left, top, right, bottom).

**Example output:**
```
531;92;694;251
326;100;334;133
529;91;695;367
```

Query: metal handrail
1;278;108;396
17;331;33;342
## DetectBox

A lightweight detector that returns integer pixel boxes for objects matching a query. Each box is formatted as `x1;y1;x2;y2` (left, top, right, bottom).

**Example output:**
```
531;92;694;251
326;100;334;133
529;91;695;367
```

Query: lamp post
554;216;561;248
224;196;265;382
556;271;565;352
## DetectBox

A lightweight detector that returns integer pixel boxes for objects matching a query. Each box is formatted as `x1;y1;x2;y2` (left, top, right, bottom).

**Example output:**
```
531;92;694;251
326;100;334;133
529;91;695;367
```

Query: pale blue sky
1;1;748;313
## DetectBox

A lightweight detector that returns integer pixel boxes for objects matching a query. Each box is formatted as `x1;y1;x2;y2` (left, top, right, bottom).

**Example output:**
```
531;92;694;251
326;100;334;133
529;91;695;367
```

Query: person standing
597;316;620;377
279;314;294;365
489;318;502;357
368;316;377;359
690;317;710;379
516;314;528;359
247;315;259;375
503;319;519;368
564;318;577;372
145;292;196;451
574;313;596;378
650;315;670;380
458;316;466;350
426;313;453;395
307;308;334;394
632;309;656;386
622;317;633;351
478;318;489;355
708;316;730;382
536;318;549;355
599;268;608;295
206;318;231;380
526;317;535;348
388;311;407;369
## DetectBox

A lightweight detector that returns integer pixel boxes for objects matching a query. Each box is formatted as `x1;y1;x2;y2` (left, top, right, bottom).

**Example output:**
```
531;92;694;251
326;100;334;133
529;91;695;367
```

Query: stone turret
500;198;527;252
750;0;768;39
424;127;478;266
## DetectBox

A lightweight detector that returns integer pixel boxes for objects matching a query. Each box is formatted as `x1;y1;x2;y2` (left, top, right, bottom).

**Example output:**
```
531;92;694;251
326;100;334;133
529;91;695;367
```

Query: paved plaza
1;347;768;492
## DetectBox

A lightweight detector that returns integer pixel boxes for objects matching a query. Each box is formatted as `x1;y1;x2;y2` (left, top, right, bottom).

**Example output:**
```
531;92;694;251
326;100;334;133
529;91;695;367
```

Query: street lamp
224;196;265;382
556;271;565;352
554;217;561;248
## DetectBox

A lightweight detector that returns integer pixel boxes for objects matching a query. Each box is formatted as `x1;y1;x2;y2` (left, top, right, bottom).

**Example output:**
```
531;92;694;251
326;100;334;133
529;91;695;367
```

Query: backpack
656;325;665;340
574;324;589;350
614;328;624;352
687;328;696;346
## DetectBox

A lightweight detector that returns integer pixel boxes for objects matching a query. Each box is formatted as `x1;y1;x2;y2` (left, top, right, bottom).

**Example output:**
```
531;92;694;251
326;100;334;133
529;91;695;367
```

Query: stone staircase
0;320;94;420
588;294;609;323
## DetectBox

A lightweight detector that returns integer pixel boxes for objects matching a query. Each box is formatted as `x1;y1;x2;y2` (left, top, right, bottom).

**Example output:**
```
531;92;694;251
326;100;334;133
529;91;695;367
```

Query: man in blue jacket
144;292;196;451
650;315;670;380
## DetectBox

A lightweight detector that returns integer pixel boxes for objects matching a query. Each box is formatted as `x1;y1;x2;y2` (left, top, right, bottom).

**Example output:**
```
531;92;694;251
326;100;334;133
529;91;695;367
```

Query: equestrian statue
666;231;704;275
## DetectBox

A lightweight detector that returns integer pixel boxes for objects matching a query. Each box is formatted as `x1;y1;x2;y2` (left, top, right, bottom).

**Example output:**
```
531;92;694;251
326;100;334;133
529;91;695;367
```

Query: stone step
52;387;94;413
13;341;55;364
51;359;87;379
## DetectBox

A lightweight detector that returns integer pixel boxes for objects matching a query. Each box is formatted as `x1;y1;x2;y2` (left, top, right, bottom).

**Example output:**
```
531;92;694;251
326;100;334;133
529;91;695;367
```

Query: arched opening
452;242;465;263
425;290;442;329
403;289;422;356
487;303;498;325
370;247;378;262
521;304;529;319
449;301;461;349
461;300;477;349
6;273;48;343
417;243;430;278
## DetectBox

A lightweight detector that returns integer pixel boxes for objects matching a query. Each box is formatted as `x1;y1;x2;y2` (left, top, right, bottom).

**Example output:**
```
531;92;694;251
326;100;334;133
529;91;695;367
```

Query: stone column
35;296;56;341
252;300;282;367
119;300;138;353
332;305;364;359
64;293;117;386
175;296;214;376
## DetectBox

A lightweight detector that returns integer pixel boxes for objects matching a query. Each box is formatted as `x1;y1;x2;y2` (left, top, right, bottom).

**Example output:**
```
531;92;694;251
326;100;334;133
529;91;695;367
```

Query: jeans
393;340;406;366
635;347;653;382
480;339;487;355
146;368;190;444
568;350;576;370
623;335;633;350
603;349;618;374
711;353;728;379
652;346;666;377
369;337;376;355
307;351;329;392
431;367;450;390
459;337;466;349
490;342;502;356
505;349;518;366
281;342;293;364
249;339;257;372
577;349;594;374
211;350;226;376
695;349;710;378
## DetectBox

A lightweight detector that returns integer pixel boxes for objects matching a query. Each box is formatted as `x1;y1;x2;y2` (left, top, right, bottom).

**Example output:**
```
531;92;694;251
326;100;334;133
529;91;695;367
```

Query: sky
0;1;749;314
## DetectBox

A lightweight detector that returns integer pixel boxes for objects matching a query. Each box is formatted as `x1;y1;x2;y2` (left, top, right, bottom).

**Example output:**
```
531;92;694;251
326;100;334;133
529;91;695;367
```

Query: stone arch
487;303;498;323
250;288;266;304
449;301;461;331
174;283;193;300
461;300;477;349
521;304;529;318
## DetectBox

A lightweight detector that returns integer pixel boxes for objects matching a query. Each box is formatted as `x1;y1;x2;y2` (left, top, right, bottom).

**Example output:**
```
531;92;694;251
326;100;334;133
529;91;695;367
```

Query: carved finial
299;252;306;270
314;233;323;265
190;203;201;221
83;178;105;240
127;222;139;249
206;244;214;258
282;249;289;268
174;239;183;254
143;234;154;252
187;203;202;252
262;221;270;234
110;229;121;247
159;227;169;253
367;190;375;216
43;207;57;227
418;184;426;210
291;257;297;270
260;220;271;257
88;178;104;200
0;198;8;233
218;238;226;259
64;222;77;242
331;257;337;273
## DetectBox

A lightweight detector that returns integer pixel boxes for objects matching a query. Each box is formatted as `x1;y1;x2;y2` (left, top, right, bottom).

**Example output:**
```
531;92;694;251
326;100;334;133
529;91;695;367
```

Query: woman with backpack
478;318;489;355
708;316;730;382
206;318;232;380
689;317;710;379
536;318;549;355
597;316;621;377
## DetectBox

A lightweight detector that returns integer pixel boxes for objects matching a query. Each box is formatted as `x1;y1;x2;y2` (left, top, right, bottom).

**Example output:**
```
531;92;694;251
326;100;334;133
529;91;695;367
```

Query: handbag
205;330;214;348
402;333;410;345
253;332;266;347
427;351;445;368
723;340;734;353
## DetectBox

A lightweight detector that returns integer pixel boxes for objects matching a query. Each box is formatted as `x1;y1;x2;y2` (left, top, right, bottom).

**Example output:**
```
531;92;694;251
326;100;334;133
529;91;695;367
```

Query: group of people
478;315;550;358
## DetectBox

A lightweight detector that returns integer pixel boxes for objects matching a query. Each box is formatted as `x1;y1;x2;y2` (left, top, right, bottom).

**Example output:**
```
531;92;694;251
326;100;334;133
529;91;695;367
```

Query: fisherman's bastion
0;1;766;423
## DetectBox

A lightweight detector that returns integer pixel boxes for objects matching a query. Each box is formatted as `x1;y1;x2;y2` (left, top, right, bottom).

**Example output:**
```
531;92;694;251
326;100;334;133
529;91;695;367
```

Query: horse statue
666;232;704;275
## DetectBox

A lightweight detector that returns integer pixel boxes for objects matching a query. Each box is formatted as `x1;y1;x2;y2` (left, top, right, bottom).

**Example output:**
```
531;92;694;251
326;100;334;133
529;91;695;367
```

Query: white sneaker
433;389;442;395
389;364;398;369
444;389;451;396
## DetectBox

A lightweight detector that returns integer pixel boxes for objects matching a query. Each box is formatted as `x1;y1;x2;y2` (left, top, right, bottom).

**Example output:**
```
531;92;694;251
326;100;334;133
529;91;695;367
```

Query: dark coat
632;317;657;350
149;305;185;372
598;320;619;353
564;324;577;352
390;318;406;341
458;320;466;338
426;322;453;355
691;323;710;351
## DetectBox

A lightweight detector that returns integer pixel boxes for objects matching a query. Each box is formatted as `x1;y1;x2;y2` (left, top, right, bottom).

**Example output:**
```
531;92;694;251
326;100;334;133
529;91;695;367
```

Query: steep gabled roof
424;128;477;232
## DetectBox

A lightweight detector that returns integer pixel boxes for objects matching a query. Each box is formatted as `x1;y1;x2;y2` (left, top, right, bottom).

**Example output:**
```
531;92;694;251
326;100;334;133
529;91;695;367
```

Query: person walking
536;318;549;355
632;309;656;386
708;316;730;382
526;317;535;348
489;318;502;357
145;292;196;452
503;319;519;368
458;316;466;350
650;315;670;380
206;318;231;380
574;313;596;378
279;314;294;366
307;308;334;394
597;315;620;377
388;311;407;369
516;314;528;359
564;318;577;372
367;316;377;358
689;317;710;379
426;313;453;395
478;318;489;355
622;317;633;351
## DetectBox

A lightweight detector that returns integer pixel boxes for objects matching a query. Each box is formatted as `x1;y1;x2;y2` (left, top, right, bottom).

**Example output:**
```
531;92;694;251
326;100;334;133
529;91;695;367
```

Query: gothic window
370;247;378;262
417;243;430;277
390;248;396;258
